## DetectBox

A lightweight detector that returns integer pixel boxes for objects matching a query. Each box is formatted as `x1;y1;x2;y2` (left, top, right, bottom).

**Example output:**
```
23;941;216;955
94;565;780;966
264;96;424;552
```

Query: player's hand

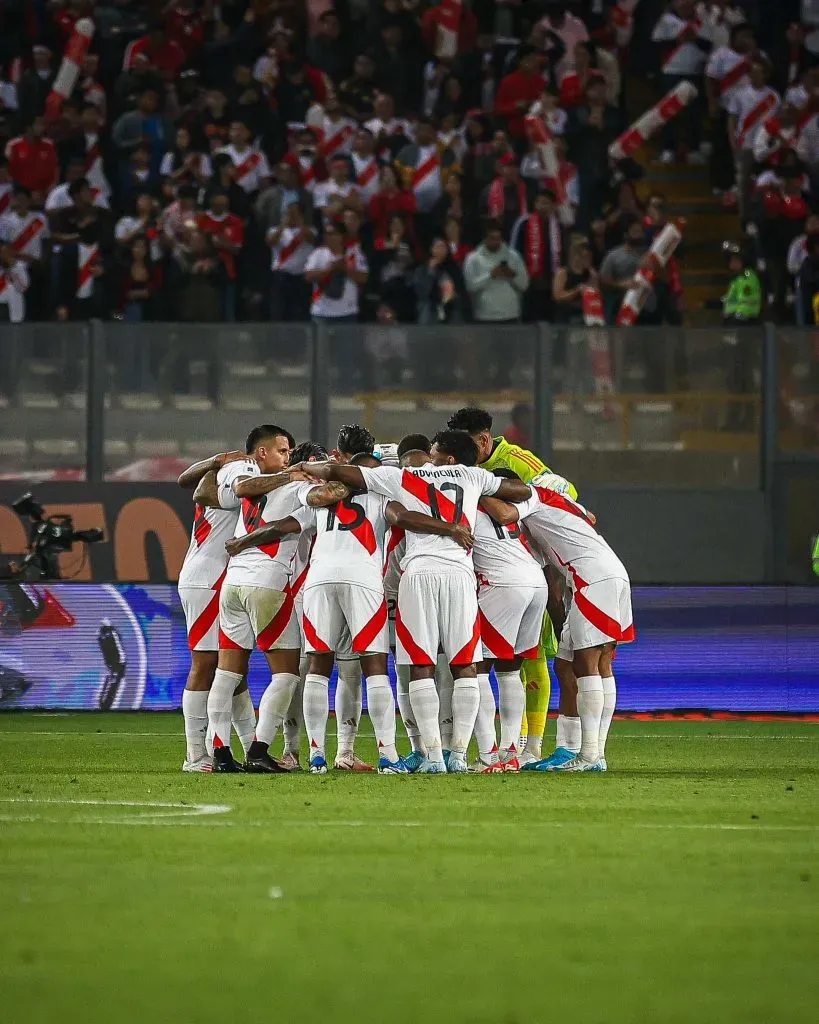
225;537;246;557
448;523;474;551
288;466;314;482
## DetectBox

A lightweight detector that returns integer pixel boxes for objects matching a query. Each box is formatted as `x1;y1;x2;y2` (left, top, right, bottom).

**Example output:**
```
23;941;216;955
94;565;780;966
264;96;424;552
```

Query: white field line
0;730;817;741
0;798;231;820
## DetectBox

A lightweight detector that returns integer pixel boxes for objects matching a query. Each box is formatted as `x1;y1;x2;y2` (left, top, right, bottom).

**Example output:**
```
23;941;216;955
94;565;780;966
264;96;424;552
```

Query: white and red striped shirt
706;47;752;109
730;84;780;150
216;144;271;193
0;211;48;261
77;243;100;299
269;225;314;274
410;144;443;213
753;111;815;164
0;259;28;322
652;12;706;75
306;245;367;318
84;133;110;197
351;153;380;201
318;115;355;161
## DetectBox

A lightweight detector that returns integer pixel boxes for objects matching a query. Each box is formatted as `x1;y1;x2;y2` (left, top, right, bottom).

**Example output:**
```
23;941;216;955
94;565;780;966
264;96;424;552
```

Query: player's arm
177;450;245;489
193;470;220;508
225;516;302;556
478;496;520;525
300;461;366;488
545;564;566;635
386;501;474;551
494;479;532;502
233;467;303;498
304;481;351;507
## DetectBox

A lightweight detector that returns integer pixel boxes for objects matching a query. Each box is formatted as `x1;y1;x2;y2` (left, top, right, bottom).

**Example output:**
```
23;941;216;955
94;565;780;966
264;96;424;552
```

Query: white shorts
180;583;223;652
395;571;480;667
218;583;301;652
560;577;634;655
302;583;389;656
478;584;548;662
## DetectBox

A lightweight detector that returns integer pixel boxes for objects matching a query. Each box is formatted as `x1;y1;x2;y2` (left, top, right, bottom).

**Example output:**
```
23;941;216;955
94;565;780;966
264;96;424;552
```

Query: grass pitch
1;714;817;1024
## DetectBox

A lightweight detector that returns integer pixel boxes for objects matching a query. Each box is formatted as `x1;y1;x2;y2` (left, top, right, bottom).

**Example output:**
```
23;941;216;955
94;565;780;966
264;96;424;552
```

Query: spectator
160;126;212;200
172;230;225;323
268;200;316;323
255;159;315;236
706;22;757;200
788;213;819;325
314;93;356;164
123;23;186;78
463;219;529;386
216;120;272;196
111;88;172;169
198;189;246;320
304;221;368;389
362;302;408;390
444;215;471;264
600;219;656;323
0;186;47;318
504;402;534;448
395;117;458;223
537;1;589;81
17;45;54;126
553;235;598;324
210;152;251;220
494;45;548;142
0;241;29;324
567;77;622;228
119;235;159;324
115;194;162;260
120;143;160;206
49;178;106;247
483;154;532;241
6;116;58;198
54;221;106;324
196;89;231;154
420;2;478;55
341;54;379;121
729;58;780;217
314;155;364;223
369;164;417;239
559;43;612;110
372;215;417;323
365;92;412;161
308;10;353;85
652;0;709;164
350;129;380;204
160;183;200;259
512;189;565;322
414;237;467;325
372;22;421;113
721;241;762;429
57;105;112;201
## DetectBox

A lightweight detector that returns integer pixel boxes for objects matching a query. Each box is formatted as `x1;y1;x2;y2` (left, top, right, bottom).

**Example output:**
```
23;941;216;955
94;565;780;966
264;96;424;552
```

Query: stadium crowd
0;0;818;339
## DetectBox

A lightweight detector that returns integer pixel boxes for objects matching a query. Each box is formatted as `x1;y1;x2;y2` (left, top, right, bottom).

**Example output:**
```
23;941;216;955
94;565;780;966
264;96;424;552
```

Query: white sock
472;672;497;761
396;664;422;753
231;688;256;757
436;654;454;749
256;673;299;746
556;713;582;754
497;670;525;754
182;689;208;762
303;673;330;760
450;676;480;756
366;674;398;762
335;659;362;756
599;675;616;760
409;677;442;763
283;665;305;755
207;669;242;754
577;675;604;762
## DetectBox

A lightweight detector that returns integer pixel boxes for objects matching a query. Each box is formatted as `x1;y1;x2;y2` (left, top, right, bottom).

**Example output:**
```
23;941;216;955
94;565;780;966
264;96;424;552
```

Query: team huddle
176;410;634;775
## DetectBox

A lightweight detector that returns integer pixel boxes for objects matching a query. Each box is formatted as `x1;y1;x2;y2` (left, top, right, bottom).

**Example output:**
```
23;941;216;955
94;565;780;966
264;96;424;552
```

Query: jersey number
488;515;521;541
325;497;366;532
426;482;464;523
243;495;267;532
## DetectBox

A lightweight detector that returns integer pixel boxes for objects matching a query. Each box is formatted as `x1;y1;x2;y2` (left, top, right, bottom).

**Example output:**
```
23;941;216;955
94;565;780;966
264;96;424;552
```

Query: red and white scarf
488;176;528;220
523;213;561;278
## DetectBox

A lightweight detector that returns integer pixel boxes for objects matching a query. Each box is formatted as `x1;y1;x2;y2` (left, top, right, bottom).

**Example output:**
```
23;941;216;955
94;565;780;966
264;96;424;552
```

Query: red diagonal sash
234;151;261;183
401;469;469;526
412;151;439;190
334;499;377;554
321;123;353;159
719;56;749;95
11;216;44;255
738;92;778;147
77;246;99;294
276;231;303;269
357;159;378;189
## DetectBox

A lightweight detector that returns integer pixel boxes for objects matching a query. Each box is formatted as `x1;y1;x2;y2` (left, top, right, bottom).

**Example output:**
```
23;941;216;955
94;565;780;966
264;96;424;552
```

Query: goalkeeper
447;406;577;765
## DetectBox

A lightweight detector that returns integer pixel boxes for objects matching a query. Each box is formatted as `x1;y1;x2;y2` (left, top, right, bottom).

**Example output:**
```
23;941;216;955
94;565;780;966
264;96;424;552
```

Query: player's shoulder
217;458;257;485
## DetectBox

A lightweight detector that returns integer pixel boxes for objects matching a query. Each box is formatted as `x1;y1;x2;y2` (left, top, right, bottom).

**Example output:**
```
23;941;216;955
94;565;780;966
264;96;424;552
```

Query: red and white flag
45;18;95;122
436;0;462;58
609;81;698;161
616;223;682;326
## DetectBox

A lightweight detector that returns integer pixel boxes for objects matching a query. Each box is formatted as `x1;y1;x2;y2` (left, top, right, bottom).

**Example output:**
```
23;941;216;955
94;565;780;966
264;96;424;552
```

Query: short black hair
350;452;380;467
290;440;328;463
397;433;431;459
68;177;90;198
245;424;295;454
337;423;375;457
431;429;479;467
447;407;493;434
492;467;520;480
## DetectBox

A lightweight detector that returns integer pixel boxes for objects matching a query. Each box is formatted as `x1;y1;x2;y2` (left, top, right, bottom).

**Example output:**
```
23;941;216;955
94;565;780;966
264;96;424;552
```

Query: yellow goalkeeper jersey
480;436;578;499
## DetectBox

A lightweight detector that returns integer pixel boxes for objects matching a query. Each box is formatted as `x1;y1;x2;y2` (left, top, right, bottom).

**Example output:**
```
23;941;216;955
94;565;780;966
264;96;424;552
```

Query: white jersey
319;115;356;160
290;523;315;604
269;225;314;273
472;505;545;590
215;144;271;193
729;84;780;151
705;47;751;110
651;13;707;76
518;487;629;590
295;485;389;590
0;210;48;261
178;460;256;589
306;245;367;317
359;464;502;575
313;178;360;212
351;153;380;201
226;479;304;590
383;525;405;599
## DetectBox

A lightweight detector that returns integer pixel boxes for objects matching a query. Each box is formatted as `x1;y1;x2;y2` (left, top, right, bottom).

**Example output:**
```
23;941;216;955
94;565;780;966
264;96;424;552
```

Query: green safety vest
722;269;762;319
812;534;819;577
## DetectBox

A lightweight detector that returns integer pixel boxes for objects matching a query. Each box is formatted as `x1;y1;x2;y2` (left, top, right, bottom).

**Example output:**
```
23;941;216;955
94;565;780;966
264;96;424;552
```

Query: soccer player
485;481;634;771
204;424;325;773
301;429;531;773
226;452;428;774
447;405;577;765
470;468;549;773
176;448;256;772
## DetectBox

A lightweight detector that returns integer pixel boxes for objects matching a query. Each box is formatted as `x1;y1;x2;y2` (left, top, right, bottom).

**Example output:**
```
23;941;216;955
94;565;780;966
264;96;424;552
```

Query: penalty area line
0;798;232;819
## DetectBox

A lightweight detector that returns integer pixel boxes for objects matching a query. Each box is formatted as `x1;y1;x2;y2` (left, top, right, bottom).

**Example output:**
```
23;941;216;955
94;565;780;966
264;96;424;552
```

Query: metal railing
0;321;816;486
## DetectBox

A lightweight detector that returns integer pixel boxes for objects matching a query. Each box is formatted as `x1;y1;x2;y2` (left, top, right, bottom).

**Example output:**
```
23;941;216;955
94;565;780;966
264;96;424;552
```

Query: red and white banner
45;18;95;122
616;223;682;326
525;106;573;225
611;0;640;48
608;80;698;161
436;0;462;58
582;287;615;405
